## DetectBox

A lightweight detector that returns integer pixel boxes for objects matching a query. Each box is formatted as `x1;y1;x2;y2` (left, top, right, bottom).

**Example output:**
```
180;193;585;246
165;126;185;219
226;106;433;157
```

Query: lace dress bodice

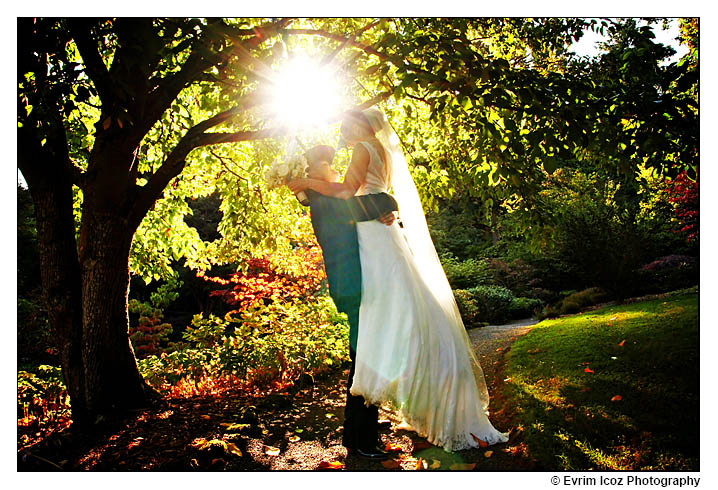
356;141;391;195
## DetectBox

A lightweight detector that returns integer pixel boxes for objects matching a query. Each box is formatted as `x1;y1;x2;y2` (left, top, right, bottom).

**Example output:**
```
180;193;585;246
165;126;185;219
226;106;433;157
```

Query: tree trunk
18;115;89;425
28;182;89;425
78;209;150;416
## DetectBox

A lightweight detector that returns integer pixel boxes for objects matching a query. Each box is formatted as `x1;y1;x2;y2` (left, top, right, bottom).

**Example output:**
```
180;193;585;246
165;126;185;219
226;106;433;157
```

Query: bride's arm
287;144;370;200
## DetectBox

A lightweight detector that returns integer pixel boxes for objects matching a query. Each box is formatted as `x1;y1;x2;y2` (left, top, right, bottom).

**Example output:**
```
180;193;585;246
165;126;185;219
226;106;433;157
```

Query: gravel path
468;318;539;386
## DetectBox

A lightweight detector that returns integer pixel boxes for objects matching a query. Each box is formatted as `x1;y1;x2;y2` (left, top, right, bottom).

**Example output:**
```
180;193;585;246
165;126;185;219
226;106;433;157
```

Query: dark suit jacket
306;190;398;314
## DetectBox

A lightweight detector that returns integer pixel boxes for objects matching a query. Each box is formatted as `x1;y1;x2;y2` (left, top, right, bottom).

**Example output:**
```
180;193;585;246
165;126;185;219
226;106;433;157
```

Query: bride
288;108;508;451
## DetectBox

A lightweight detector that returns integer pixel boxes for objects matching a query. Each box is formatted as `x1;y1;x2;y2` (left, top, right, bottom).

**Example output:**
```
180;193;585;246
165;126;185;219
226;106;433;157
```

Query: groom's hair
304;145;336;166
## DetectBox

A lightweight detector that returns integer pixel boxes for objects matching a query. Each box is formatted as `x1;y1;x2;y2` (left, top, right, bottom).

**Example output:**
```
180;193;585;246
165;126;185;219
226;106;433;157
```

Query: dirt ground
18;319;539;472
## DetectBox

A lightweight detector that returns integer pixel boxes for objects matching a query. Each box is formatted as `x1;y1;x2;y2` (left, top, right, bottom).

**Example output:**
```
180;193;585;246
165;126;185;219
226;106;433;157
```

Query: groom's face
308;160;339;182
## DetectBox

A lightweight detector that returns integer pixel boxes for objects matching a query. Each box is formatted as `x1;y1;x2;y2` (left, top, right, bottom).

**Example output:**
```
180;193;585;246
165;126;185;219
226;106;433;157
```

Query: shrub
665;171;698;244
454;289;481;328
471;285;515;324
128;299;174;359
441;254;494;290
536;287;607;320
17;365;71;446
526;287;560;304
638;255;698;294
484;258;539;298
538;303;562;320
137;296;349;397
198;244;326;311
558;287;607;315
508;297;544;320
454;285;515;325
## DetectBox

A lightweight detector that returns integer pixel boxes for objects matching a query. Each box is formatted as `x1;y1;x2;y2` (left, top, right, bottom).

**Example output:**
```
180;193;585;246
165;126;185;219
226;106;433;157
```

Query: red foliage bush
666;170;698;243
197;239;327;311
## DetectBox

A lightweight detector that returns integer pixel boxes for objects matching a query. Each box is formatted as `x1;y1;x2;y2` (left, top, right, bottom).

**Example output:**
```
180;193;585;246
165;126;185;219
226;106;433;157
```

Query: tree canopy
19;17;698;286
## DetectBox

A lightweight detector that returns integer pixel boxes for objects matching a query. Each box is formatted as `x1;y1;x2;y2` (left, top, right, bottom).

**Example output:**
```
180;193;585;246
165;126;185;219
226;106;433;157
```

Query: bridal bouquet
264;154;309;204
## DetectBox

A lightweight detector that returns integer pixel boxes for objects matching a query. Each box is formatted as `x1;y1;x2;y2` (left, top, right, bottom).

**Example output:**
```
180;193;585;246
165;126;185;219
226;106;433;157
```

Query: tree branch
141;19;290;146
283;27;452;92
210;148;270;213
356;90;393;110
66;19;112;102
129;85;390;231
282;28;386;60
319;19;381;67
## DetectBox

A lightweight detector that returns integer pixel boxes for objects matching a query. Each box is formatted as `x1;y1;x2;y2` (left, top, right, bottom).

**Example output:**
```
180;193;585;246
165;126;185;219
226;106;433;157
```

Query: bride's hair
341;110;375;137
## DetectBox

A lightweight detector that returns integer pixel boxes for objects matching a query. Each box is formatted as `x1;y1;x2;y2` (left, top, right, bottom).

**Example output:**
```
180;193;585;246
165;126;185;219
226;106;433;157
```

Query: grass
501;289;699;471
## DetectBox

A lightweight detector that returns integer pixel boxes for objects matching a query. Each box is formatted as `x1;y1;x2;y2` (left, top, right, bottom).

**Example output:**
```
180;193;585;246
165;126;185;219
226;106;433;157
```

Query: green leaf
364;64;381;75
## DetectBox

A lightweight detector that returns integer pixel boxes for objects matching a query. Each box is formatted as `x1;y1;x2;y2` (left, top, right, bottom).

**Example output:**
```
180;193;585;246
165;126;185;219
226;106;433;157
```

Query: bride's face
341;118;372;147
340;121;358;147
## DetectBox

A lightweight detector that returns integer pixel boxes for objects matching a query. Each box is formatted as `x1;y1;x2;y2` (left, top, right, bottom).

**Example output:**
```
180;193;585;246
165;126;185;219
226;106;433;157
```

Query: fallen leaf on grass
384;443;402;452
484;450;494;458
288;435;300;442
619;340;626;347
449;463;476;470
317;461;344;470
263;445;280;456
611;395;623;402
429;459;441;469
226;442;243;457
584;367;595;373
471;433;489;447
381;458;401;469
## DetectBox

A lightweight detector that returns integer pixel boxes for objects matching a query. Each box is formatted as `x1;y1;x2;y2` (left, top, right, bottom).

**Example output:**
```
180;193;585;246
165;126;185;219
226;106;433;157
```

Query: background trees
17;17;698;426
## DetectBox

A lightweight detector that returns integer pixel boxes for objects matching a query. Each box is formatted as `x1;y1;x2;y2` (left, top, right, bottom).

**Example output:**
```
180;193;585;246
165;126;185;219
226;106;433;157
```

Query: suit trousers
339;299;379;450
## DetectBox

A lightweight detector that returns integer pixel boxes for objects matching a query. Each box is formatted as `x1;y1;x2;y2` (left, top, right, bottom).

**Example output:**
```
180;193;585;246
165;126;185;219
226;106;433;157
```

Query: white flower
264;153;308;190
276;162;290;177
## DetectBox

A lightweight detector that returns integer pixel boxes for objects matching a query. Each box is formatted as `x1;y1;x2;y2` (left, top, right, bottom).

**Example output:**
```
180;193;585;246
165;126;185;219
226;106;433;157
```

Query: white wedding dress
351;140;509;451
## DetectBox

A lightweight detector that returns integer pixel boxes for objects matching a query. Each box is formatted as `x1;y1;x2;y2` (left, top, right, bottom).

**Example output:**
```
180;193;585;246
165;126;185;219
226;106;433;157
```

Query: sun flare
268;55;345;130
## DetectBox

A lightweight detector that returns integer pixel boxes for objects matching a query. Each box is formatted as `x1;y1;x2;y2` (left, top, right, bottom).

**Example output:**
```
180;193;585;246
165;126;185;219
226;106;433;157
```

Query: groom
299;145;396;460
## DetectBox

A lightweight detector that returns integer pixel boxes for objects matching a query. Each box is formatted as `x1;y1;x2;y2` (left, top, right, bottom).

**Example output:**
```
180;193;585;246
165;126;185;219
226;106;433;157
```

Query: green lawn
502;289;699;470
